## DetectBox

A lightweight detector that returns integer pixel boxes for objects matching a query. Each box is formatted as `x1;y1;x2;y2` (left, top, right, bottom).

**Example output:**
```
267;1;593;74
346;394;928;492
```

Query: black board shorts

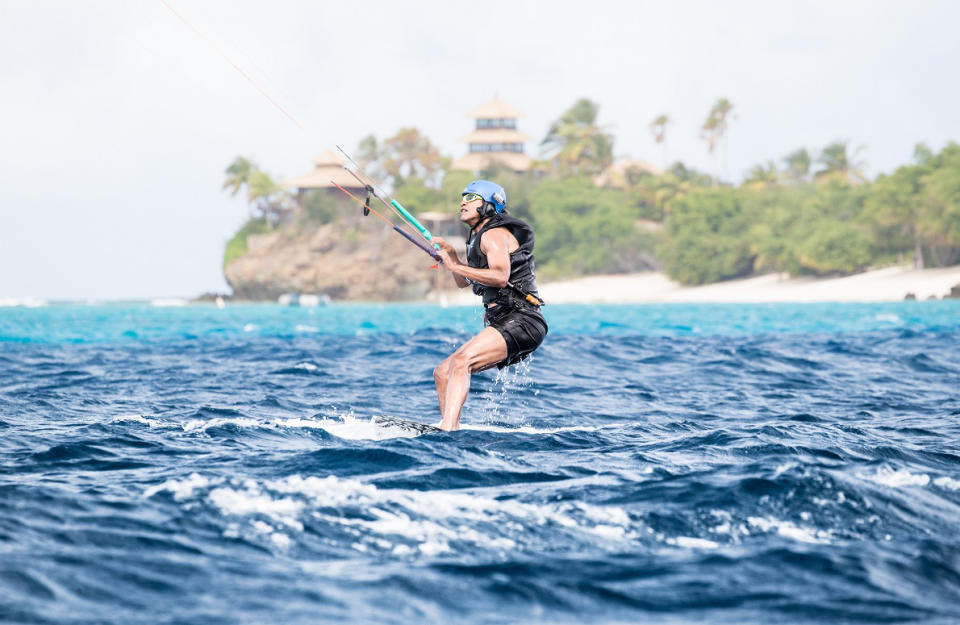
485;305;548;369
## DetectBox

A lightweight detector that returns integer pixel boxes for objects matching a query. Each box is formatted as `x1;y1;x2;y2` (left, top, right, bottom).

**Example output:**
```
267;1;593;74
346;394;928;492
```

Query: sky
1;0;958;300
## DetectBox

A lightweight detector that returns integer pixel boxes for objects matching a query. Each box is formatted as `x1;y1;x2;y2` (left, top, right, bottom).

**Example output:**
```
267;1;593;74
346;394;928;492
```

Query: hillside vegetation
223;99;960;289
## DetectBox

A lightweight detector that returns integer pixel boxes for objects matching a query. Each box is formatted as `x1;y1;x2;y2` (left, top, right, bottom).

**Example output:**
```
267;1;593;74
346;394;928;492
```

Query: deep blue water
2;302;960;624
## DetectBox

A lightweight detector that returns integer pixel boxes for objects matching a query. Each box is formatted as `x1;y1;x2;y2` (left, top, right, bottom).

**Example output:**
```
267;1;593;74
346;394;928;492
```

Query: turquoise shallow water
2;301;960;624
3;300;959;343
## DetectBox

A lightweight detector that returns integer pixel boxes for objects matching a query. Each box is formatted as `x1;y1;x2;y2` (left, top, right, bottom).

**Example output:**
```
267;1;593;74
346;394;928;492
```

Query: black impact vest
465;214;541;307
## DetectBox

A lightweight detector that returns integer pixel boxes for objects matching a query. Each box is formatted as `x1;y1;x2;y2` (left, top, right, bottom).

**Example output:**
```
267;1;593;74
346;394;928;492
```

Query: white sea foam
772;462;797;478
209;485;304;531
276;414;607;440
874;313;902;323
181;417;262;432
128;410;611;441
251;520;292;549
270;417;334;429
110;414;152;425
119;412;427;440
243;323;257;332
934;476;960;490
862;466;931;488
747;516;831;544
292;362;318;371
668;536;719;549
460;422;606;435
150;473;638;554
294;325;318;333
143;473;220;500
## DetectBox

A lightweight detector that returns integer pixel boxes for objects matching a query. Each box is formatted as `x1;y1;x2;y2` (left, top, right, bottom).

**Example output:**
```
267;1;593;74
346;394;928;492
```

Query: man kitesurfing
156;4;546;434
329;160;546;433
432;180;547;431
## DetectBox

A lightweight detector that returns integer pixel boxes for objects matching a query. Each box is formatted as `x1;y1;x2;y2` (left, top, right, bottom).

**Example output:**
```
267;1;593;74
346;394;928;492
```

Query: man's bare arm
436;229;514;288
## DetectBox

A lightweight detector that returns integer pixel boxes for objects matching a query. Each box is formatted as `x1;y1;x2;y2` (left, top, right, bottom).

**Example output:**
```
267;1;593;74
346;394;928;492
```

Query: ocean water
2;301;959;624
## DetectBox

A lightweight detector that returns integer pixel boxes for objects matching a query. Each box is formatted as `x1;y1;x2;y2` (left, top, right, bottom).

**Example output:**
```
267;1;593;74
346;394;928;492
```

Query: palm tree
699;114;720;184
222;156;289;226
701;98;734;181
814;141;867;184
541;98;614;175
649;114;671;168
222;156;255;199
782;148;811;184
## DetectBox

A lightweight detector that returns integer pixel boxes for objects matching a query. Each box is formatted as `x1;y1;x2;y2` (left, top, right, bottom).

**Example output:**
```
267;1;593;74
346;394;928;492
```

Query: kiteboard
373;415;443;435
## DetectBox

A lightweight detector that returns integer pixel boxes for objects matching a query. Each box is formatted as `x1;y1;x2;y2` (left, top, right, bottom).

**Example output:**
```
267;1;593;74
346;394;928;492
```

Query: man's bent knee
449;353;471;376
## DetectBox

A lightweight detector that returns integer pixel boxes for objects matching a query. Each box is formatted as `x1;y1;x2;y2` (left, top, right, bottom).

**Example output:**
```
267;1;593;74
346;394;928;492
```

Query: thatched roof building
283;148;365;212
283;149;363;190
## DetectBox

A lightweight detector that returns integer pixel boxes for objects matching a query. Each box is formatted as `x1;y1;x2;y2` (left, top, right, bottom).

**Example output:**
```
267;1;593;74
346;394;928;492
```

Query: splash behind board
373;416;442;435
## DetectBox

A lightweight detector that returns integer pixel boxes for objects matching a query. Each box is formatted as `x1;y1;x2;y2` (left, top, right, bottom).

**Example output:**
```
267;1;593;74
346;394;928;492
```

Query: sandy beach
436;265;960;305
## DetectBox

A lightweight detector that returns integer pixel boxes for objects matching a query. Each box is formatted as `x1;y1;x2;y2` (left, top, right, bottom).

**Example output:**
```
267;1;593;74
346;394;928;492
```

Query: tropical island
220;97;960;302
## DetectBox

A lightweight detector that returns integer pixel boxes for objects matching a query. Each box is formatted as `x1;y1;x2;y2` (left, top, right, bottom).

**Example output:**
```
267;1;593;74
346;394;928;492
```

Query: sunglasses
462;193;483;203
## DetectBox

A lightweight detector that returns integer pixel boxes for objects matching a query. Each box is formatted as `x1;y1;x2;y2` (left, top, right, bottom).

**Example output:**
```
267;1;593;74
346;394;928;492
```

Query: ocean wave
4;303;960;624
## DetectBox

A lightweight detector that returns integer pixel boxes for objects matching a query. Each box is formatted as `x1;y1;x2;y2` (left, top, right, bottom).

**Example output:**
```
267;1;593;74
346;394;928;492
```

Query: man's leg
438;327;508;431
433;354;453;417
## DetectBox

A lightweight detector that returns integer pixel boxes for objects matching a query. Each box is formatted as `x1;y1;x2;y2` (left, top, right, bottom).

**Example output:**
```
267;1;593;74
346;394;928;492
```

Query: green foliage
863;142;960;267
301;190;343;224
658;142;960;282
743;161;779;188
814;141;867;184
782;148;811;183
224;119;960;290
740;185;813;274
394;177;444;213
659;188;753;284
541;99;614;176
527;177;658;277
369;127;447;188
913;143;933;165
793;219;873;274
918;143;960;265
700;98;734;157
223;218;269;268
221;155;292;227
223;156;254;197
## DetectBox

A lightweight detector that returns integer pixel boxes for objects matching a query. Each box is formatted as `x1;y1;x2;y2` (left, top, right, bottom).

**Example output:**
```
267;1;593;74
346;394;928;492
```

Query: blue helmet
462;180;507;216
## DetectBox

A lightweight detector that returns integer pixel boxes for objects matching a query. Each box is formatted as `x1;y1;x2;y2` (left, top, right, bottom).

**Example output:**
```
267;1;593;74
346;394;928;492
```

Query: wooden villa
450;96;533;173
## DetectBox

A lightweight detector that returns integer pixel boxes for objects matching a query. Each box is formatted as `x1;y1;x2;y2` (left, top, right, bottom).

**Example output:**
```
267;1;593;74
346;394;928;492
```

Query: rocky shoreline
223;219;443;301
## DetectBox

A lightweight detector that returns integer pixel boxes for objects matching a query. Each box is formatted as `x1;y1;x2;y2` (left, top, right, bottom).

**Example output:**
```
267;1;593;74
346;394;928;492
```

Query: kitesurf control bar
335;146;440;251
389;199;438;250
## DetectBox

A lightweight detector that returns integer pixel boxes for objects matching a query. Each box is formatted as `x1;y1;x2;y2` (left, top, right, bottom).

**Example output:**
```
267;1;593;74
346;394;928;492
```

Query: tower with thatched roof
450;96;532;173
283;148;364;211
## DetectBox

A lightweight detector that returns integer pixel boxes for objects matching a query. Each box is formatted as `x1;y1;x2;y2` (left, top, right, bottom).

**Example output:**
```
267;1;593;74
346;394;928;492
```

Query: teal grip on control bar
391;199;440;249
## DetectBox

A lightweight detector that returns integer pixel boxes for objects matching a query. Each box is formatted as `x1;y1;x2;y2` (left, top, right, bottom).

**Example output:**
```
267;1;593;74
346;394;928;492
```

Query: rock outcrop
224;217;445;301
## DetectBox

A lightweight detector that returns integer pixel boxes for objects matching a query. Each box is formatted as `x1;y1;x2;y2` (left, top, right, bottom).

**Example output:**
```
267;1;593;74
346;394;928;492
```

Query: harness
465;214;544;312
